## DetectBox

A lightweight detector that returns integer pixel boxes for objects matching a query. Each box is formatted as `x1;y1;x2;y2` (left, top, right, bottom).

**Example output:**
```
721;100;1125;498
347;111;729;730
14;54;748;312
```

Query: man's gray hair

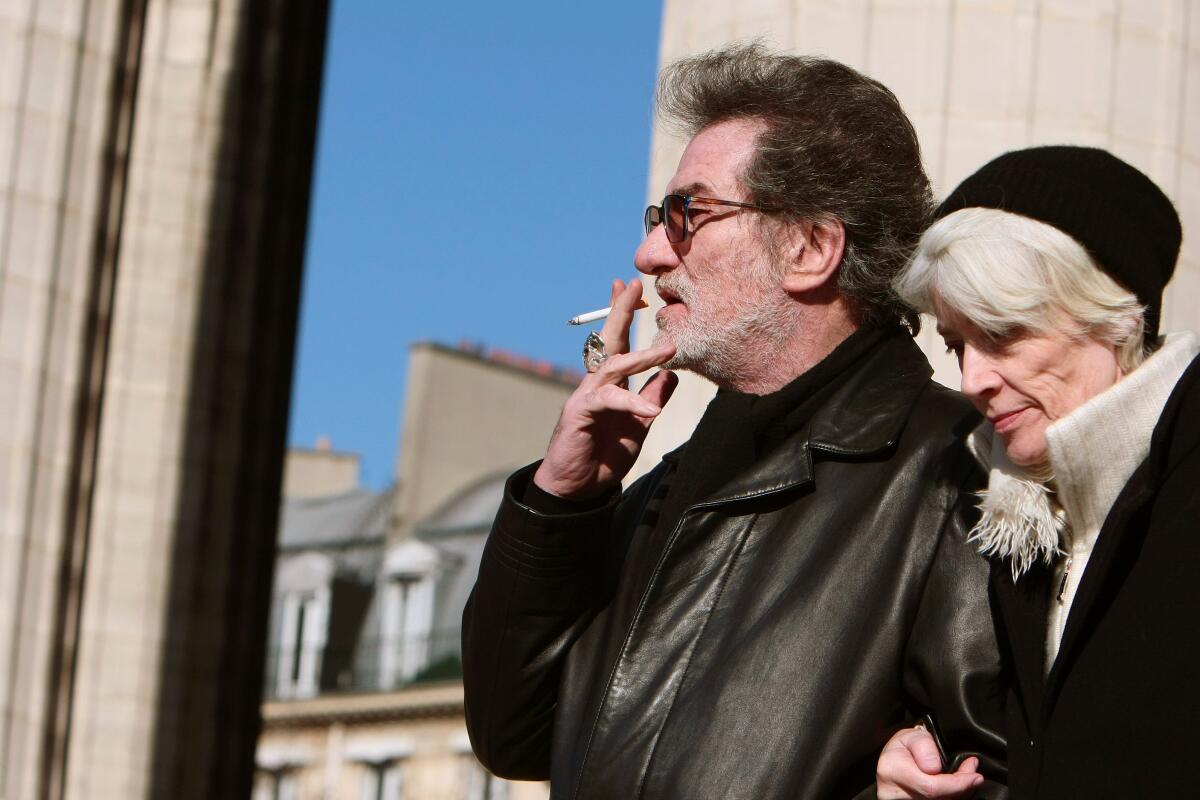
895;208;1149;372
656;42;933;332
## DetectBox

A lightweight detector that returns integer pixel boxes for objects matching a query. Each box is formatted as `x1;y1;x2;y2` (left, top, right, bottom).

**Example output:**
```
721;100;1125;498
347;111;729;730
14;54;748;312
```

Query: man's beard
652;269;798;390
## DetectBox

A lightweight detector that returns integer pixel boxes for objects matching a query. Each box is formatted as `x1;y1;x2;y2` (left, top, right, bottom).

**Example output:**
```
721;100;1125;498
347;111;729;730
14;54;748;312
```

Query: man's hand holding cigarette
532;278;677;500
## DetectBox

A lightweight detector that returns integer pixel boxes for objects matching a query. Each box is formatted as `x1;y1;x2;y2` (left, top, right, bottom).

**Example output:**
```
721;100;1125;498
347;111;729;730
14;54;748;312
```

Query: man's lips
990;408;1028;434
654;288;687;328
656;285;683;304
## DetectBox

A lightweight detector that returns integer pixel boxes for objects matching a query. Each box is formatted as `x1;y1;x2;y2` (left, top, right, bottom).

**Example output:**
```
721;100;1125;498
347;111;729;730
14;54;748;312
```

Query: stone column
0;0;329;797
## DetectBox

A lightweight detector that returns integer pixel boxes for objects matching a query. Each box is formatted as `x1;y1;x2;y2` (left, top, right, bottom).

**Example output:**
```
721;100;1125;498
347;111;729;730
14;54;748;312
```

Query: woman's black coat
991;353;1200;798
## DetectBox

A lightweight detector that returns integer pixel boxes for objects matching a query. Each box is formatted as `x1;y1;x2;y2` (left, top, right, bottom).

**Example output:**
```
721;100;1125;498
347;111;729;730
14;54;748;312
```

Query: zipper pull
1057;555;1074;604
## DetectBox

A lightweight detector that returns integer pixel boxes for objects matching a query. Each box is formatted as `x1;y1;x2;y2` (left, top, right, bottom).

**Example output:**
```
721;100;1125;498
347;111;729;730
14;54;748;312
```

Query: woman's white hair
895;207;1149;372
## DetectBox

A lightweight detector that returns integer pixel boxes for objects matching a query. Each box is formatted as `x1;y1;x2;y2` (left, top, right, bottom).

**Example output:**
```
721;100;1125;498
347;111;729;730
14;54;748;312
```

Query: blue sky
288;2;664;487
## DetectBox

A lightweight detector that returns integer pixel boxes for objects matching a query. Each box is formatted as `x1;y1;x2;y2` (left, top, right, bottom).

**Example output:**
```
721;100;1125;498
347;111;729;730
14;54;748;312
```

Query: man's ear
781;217;845;294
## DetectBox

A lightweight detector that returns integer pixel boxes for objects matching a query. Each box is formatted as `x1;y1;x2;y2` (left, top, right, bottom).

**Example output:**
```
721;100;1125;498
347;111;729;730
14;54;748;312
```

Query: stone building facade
254;343;574;799
393;342;585;545
633;0;1200;473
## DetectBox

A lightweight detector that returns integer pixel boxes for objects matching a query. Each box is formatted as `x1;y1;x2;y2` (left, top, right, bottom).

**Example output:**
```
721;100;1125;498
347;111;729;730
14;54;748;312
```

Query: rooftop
278;486;393;550
417;339;584;387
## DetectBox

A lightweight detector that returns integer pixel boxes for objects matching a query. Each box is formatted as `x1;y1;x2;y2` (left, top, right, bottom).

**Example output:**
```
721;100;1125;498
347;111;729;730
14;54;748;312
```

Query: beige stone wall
393;344;577;542
0;0;328;797
0;2;123;795
632;0;1200;475
63;5;247;794
257;684;549;799
284;446;362;499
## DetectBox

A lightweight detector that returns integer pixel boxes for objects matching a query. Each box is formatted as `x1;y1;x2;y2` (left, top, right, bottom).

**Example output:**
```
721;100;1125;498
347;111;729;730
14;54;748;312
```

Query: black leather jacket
463;333;1006;799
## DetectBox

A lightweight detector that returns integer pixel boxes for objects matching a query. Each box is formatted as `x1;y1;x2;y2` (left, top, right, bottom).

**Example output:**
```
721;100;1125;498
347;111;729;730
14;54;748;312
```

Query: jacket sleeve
901;480;1009;797
461;462;623;780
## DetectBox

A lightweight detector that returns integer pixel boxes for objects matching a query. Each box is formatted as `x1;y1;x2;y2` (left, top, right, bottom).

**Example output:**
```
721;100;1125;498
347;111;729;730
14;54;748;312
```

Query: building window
275;587;329;698
463;757;509;800
379;573;434;688
359;759;404;800
253;767;299;800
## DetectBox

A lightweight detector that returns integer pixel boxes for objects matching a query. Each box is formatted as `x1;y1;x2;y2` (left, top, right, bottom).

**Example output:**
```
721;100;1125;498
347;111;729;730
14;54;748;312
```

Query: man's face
634;118;797;388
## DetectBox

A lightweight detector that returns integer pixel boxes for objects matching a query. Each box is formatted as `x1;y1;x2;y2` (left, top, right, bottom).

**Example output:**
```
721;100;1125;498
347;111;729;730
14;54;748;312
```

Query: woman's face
935;303;1124;468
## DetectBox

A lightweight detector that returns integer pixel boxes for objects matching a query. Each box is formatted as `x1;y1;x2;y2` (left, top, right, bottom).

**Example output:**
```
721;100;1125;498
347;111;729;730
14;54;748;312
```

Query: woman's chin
1003;441;1051;475
996;419;1050;469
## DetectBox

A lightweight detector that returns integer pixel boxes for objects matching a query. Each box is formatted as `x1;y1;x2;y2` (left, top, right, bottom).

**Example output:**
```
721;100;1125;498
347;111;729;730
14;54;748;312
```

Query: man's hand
876;726;983;799
533;278;677;499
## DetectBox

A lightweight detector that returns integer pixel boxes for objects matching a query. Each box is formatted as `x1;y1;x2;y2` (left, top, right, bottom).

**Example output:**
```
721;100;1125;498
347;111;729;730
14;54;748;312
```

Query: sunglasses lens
664;195;686;242
644;205;660;236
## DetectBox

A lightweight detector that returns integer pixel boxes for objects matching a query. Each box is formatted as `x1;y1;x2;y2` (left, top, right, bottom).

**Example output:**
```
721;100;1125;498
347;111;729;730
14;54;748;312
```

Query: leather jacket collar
662;330;933;506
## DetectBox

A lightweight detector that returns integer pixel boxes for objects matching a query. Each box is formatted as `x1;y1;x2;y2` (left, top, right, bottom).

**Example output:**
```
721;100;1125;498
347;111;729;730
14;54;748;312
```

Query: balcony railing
263;628;462;700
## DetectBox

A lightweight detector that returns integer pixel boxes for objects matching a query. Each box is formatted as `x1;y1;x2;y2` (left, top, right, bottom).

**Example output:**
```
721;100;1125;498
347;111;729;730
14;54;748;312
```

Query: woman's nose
959;346;1001;402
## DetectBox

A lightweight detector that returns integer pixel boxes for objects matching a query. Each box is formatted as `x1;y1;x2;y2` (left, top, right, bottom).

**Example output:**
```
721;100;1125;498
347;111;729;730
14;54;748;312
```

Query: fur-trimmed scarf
966;429;1065;581
966;331;1200;582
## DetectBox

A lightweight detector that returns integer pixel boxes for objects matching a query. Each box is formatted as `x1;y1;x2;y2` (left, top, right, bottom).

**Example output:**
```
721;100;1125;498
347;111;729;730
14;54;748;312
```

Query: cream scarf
967;331;1200;584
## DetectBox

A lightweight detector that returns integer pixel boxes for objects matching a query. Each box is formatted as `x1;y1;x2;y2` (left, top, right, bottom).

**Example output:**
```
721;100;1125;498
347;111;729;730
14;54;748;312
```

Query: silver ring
583;331;607;373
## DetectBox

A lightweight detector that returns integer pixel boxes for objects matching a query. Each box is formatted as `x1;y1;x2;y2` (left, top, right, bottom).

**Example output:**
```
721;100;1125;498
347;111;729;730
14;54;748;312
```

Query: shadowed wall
0;0;329;797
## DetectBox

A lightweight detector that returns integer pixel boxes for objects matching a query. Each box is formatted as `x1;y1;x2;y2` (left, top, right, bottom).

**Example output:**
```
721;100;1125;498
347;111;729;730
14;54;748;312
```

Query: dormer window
275;586;329;698
379;571;434;688
379;540;439;688
271;552;335;699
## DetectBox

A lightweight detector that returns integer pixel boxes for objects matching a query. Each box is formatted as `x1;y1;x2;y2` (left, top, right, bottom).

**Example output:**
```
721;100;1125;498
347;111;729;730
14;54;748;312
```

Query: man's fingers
881;728;942;775
916;771;983;797
879;758;982;799
599;278;643;355
878;751;940;796
583;383;662;418
639;370;678;411
904;729;945;775
954;757;979;776
608;278;624;308
878;727;984;799
590;341;676;385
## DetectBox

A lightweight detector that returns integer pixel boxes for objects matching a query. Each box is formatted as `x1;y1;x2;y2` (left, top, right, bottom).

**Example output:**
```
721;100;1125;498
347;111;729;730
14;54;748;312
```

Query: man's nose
633;224;680;276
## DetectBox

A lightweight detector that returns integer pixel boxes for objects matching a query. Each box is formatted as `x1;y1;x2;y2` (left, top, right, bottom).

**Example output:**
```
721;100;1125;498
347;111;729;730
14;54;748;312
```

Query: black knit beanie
935;145;1181;342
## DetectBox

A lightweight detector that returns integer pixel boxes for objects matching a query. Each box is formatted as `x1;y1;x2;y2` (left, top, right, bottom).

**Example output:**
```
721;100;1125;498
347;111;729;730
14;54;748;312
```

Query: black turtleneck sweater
525;324;896;539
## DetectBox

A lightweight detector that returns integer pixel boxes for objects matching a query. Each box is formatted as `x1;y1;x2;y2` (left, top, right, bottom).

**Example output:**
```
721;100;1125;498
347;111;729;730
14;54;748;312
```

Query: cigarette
567;299;650;326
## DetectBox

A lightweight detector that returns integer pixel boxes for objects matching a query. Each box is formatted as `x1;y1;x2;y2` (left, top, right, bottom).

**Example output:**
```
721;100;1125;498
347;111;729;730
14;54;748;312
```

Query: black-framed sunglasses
643;193;766;243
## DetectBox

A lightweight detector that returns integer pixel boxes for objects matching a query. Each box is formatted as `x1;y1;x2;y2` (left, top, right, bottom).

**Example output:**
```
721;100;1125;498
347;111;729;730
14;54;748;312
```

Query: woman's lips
990;407;1028;434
